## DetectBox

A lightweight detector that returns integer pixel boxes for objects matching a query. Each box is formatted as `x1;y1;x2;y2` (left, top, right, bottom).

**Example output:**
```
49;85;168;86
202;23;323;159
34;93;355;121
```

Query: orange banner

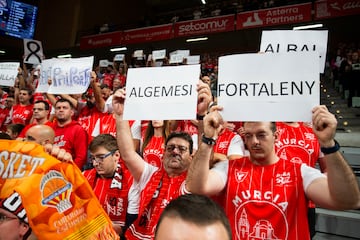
0;140;119;240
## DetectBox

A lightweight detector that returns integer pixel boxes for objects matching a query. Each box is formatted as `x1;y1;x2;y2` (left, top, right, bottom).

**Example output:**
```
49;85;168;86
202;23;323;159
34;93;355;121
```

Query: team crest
40;170;73;213
235;170;248;183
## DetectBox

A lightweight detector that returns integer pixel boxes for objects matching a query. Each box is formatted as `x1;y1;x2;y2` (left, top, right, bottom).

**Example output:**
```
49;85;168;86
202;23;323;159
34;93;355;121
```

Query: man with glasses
83;134;133;239
112;81;212;239
0;192;32;240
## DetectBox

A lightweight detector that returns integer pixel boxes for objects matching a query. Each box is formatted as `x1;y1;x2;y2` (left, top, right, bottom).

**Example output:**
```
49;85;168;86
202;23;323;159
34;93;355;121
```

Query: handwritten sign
23;39;44;65
260;30;328;73
124;64;200;120
217;53;319;122
36;56;94;94
0;62;20;87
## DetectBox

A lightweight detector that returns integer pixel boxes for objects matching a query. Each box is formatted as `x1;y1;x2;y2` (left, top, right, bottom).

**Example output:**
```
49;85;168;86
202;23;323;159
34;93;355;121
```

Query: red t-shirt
11;104;33;125
223;158;310;240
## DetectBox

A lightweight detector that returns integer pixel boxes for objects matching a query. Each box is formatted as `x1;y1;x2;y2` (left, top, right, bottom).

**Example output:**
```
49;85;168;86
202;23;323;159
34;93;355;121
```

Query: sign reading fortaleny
0;62;20;87
217;52;319;122
36;56;94;94
260;30;328;73
123;64;200;120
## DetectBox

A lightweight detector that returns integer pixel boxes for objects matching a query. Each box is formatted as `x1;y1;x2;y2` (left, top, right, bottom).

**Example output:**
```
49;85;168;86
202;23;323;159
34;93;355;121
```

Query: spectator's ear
19;221;31;238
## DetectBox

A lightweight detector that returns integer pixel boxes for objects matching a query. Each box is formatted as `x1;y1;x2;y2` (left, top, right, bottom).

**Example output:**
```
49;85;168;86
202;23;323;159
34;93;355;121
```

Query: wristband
196;114;205;120
201;134;216;146
321;139;340;155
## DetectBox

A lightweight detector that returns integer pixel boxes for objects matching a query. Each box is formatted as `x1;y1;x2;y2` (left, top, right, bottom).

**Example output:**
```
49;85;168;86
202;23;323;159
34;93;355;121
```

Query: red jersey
77;106;103;144
0;107;10;131
142;136;165;168
275;122;321;168
223;158;310;240
213;128;243;156
126;168;187;240
52;120;88;170
11;104;33;125
83;160;133;226
174;120;198;136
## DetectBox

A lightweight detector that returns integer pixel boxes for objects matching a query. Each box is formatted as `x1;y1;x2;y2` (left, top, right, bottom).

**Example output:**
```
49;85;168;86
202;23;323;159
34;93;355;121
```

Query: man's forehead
244;122;271;130
167;137;189;145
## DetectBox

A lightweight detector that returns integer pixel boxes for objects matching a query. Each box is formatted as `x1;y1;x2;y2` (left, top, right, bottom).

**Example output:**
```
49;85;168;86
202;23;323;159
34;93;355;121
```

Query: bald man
24;124;55;145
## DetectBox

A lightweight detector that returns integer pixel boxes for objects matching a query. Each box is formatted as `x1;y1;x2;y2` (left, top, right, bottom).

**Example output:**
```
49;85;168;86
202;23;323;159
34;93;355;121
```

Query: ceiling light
0;50;5;54
201;0;206;4
186;37;208;42
110;47;127;52
293;24;323;30
57;54;72;58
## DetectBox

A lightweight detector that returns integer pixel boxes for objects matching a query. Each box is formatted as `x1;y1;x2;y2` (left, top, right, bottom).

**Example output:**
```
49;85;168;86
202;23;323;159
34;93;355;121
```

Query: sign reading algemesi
36;56;94;94
0;62;20;87
217;53;319;122
124;64;200;120
260;30;328;73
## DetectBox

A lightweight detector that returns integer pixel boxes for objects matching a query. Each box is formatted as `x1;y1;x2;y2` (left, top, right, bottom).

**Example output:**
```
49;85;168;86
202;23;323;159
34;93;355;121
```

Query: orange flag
0;140;119;240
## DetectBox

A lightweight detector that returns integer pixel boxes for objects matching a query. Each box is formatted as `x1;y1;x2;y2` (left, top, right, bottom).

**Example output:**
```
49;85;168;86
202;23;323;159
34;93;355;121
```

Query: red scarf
85;161;132;226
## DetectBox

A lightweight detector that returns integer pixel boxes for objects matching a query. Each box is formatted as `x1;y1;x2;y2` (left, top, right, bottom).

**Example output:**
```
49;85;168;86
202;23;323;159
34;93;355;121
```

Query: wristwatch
201;134;216;146
321;139;340;155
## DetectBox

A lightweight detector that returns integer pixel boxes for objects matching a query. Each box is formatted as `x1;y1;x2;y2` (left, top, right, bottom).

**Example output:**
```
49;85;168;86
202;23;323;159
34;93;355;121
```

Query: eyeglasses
0;213;18;223
165;144;188;154
90;151;115;163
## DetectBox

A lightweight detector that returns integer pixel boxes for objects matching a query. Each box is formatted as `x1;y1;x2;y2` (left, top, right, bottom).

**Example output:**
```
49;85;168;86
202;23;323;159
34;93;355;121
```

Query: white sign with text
260;30;328;73
124;64;201;120
0;62;20;87
217;53;319;122
36;56;94;94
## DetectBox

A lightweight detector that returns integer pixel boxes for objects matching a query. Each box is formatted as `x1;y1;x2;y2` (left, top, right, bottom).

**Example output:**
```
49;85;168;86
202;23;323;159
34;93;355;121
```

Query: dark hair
100;83;110;89
6;123;25;136
155;194;232;240
165;131;193;154
89;134;118;152
55;98;74;109
34;100;50;110
0;132;11;139
142;120;170;154
243;122;276;133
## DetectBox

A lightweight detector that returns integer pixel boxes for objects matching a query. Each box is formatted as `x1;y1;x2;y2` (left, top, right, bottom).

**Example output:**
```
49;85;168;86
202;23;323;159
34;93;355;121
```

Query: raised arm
186;82;226;196
306;105;360;210
90;71;106;112
112;88;145;182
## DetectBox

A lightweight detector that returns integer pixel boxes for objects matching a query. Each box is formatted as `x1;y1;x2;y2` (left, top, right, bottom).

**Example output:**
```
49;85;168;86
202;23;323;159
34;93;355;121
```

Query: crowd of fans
0;47;359;240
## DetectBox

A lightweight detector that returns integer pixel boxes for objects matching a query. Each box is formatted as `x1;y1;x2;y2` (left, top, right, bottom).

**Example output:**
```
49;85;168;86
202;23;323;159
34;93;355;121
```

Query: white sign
186;55;200;65
133;50;144;58
152;49;166;60
23;39;44;65
0;62;20;87
114;54;124;61
99;59;109;67
124;64;201;120
169;54;185;64
260;30;328;73
170;50;190;57
37;56;94;94
217;53;319;122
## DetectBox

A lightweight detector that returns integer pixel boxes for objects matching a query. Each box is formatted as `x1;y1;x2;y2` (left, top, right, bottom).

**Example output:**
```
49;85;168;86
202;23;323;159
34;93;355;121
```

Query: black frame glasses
90;151;115;164
165;144;188;154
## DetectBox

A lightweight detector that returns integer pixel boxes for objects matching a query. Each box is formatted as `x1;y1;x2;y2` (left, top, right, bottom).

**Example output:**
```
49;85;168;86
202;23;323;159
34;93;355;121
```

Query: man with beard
112;81;212;239
51;98;88;170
